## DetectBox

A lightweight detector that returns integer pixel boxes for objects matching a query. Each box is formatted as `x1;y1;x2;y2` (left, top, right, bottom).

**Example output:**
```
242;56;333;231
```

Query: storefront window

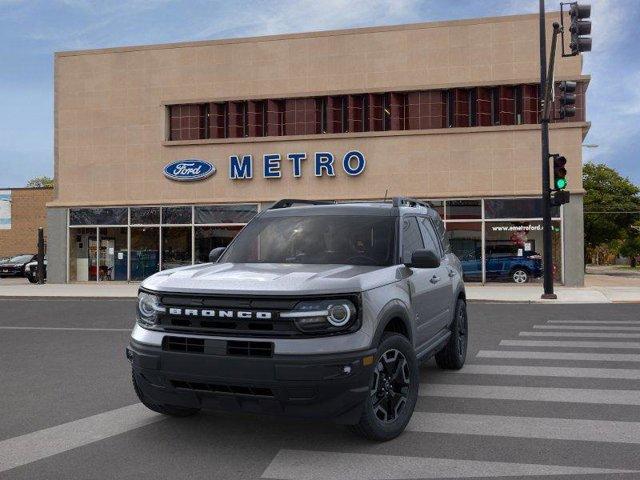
484;198;559;219
131;207;160;225
69;228;97;282
130;227;159;280
97;227;128;281
162;206;192;224
195;204;257;224
161;227;191;269
194;226;243;263
69;208;127;226
447;200;481;220
484;221;561;283
445;222;482;282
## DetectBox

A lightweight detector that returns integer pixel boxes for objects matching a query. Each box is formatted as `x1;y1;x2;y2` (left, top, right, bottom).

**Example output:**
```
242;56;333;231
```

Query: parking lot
1;299;639;479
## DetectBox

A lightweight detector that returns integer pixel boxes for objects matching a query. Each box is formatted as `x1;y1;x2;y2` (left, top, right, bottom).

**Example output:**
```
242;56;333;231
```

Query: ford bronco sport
127;197;467;440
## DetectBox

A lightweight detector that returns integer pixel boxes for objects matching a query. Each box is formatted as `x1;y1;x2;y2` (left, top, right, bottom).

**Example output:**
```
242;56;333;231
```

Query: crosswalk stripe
534;325;640;331
407;411;640;444
420;383;640;405
520;331;640;338
500;339;640;349
477;349;640;362
0;403;163;473
450;364;640;379
547;320;640;324
261;449;636;479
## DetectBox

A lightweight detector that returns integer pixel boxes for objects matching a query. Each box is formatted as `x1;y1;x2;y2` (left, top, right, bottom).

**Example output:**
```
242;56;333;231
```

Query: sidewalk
0;279;638;303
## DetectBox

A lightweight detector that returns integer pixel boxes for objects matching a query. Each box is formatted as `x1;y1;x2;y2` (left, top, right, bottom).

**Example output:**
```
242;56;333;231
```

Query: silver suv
127;197;467;440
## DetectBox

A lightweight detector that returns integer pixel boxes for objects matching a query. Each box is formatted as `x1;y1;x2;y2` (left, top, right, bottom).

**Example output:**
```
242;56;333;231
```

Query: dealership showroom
46;13;588;286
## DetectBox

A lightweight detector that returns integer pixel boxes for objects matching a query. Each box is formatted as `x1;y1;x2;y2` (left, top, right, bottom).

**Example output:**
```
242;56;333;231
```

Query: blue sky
0;0;638;187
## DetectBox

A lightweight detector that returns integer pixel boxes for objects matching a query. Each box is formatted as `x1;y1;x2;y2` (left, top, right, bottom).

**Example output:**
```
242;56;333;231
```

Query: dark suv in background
0;254;36;278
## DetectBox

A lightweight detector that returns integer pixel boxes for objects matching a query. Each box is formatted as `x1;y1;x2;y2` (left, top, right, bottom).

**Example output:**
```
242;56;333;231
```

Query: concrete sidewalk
0;279;638;303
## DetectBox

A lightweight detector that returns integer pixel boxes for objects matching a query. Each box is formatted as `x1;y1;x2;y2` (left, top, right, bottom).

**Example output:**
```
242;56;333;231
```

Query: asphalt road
1;299;639;480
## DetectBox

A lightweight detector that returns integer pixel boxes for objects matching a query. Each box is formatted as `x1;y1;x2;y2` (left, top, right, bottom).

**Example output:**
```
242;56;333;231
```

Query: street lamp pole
539;0;557;299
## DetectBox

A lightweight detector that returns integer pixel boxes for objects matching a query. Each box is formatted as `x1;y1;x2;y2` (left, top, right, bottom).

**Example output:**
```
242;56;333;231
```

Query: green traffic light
556;178;567;189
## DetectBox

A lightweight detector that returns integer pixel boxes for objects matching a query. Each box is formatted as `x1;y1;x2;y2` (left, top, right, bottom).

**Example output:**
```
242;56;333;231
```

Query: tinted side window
402;217;424;264
418;217;441;256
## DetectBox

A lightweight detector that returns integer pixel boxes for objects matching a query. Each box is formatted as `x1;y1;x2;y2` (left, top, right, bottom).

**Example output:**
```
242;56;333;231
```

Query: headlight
136;292;164;327
281;299;358;334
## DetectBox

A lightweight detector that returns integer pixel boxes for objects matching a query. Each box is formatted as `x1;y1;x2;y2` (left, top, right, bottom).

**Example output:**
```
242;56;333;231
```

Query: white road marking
547;320;640;324
534;325;640;331
407;411;640;444
520;331;640;338
420;383;640;405
450;364;640;379
500;339;640;349
261;449;636;479
477;350;640;362
0;326;131;332
0;403;163;473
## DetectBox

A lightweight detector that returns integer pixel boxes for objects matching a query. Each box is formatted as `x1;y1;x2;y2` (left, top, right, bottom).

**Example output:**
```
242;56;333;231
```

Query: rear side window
401;217;424;264
418;217;442;256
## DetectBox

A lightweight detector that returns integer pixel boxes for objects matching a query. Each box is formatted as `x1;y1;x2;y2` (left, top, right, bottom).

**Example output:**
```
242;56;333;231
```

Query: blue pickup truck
457;247;543;283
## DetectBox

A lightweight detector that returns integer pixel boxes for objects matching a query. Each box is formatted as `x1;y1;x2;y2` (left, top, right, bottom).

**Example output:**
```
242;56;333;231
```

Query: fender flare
372;299;414;346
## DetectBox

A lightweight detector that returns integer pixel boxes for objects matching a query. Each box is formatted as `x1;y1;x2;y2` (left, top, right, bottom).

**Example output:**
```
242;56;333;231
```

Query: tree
583;163;640;251
26;176;54;188
620;222;640;268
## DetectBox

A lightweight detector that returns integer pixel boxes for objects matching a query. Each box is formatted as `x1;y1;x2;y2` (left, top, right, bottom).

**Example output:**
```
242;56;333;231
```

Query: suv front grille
227;340;273;357
163;336;204;353
162;336;274;357
170;380;274;397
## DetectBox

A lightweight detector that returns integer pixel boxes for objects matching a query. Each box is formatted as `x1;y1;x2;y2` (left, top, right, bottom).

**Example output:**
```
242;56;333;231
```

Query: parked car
458;247;542;283
127;197;467;441
0;254;36;278
24;257;47;283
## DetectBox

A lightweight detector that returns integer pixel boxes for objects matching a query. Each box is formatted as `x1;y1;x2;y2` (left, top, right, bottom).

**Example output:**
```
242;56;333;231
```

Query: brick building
47;12;589;285
0;187;54;258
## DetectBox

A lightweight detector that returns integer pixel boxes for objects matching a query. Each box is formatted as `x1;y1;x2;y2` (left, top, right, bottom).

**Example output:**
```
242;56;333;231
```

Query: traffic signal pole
539;0;557;299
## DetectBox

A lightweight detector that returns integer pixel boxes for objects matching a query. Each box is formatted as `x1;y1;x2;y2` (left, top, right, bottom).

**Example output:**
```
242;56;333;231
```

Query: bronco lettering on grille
167;308;272;319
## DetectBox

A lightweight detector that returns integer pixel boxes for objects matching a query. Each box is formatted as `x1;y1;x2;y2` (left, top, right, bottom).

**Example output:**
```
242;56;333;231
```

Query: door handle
430;275;440;284
448;269;457;277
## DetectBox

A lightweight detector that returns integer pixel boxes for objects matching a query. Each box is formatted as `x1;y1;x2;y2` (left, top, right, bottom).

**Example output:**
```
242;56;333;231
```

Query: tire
27;275;37;284
435;298;468;370
511;268;529;284
132;371;200;417
351;333;419;441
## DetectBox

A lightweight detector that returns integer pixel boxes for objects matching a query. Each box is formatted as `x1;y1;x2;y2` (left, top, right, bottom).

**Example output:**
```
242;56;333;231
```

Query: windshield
220;215;396;266
9;255;33;263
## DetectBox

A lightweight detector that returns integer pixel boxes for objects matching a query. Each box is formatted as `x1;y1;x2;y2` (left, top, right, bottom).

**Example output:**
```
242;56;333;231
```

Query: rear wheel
351;333;419;441
435;298;468;370
511;268;529;284
27;274;37;284
132;372;200;417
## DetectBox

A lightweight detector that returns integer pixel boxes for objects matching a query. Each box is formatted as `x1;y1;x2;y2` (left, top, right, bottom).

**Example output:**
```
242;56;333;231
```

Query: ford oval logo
164;160;215;181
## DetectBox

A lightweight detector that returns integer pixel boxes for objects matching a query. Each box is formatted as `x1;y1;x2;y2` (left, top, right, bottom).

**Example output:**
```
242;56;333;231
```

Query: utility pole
539;0;556;299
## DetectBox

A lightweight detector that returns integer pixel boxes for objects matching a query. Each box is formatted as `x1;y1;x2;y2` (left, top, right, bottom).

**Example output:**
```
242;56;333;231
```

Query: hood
141;262;400;296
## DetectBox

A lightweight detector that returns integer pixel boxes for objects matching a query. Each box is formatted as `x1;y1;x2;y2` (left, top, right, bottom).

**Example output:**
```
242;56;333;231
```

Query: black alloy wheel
371;348;410;423
435;298;468;370
351;333;419;441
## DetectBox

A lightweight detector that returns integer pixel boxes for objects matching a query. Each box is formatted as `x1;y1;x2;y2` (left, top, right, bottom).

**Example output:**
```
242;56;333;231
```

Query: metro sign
229;150;366;179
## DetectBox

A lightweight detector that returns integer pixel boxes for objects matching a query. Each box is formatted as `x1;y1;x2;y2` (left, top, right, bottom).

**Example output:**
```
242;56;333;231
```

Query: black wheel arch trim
372;300;414;346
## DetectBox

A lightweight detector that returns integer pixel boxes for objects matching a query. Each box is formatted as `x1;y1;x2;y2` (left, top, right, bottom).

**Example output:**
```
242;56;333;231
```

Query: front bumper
127;338;376;424
0;268;22;277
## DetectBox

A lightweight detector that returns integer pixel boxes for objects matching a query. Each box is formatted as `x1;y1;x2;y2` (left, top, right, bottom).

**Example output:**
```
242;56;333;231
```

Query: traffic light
552;154;568;190
569;3;592;55
558;81;577;119
551;190;570;207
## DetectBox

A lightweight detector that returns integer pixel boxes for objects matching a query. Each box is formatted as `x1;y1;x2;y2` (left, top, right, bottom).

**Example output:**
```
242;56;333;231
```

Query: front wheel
511;268;529;284
351;333;419;441
132;372;200;417
27;274;37;284
435;298;468;370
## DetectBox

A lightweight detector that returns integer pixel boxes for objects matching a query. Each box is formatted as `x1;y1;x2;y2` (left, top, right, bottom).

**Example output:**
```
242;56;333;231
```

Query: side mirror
406;249;440;269
208;247;226;263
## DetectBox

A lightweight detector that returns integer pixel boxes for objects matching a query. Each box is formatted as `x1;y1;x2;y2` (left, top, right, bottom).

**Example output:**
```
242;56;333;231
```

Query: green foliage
583;163;640;248
26;176;54;188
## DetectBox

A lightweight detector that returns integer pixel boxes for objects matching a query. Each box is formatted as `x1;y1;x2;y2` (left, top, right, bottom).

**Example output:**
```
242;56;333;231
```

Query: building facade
0;187;53;258
48;13;589;285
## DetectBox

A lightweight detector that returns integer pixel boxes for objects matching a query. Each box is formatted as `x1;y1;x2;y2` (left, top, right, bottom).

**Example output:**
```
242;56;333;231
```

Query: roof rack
269;199;337;210
392;197;432;209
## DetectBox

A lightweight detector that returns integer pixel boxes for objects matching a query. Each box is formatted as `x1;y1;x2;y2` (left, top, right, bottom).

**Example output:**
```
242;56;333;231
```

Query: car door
418;217;453;332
